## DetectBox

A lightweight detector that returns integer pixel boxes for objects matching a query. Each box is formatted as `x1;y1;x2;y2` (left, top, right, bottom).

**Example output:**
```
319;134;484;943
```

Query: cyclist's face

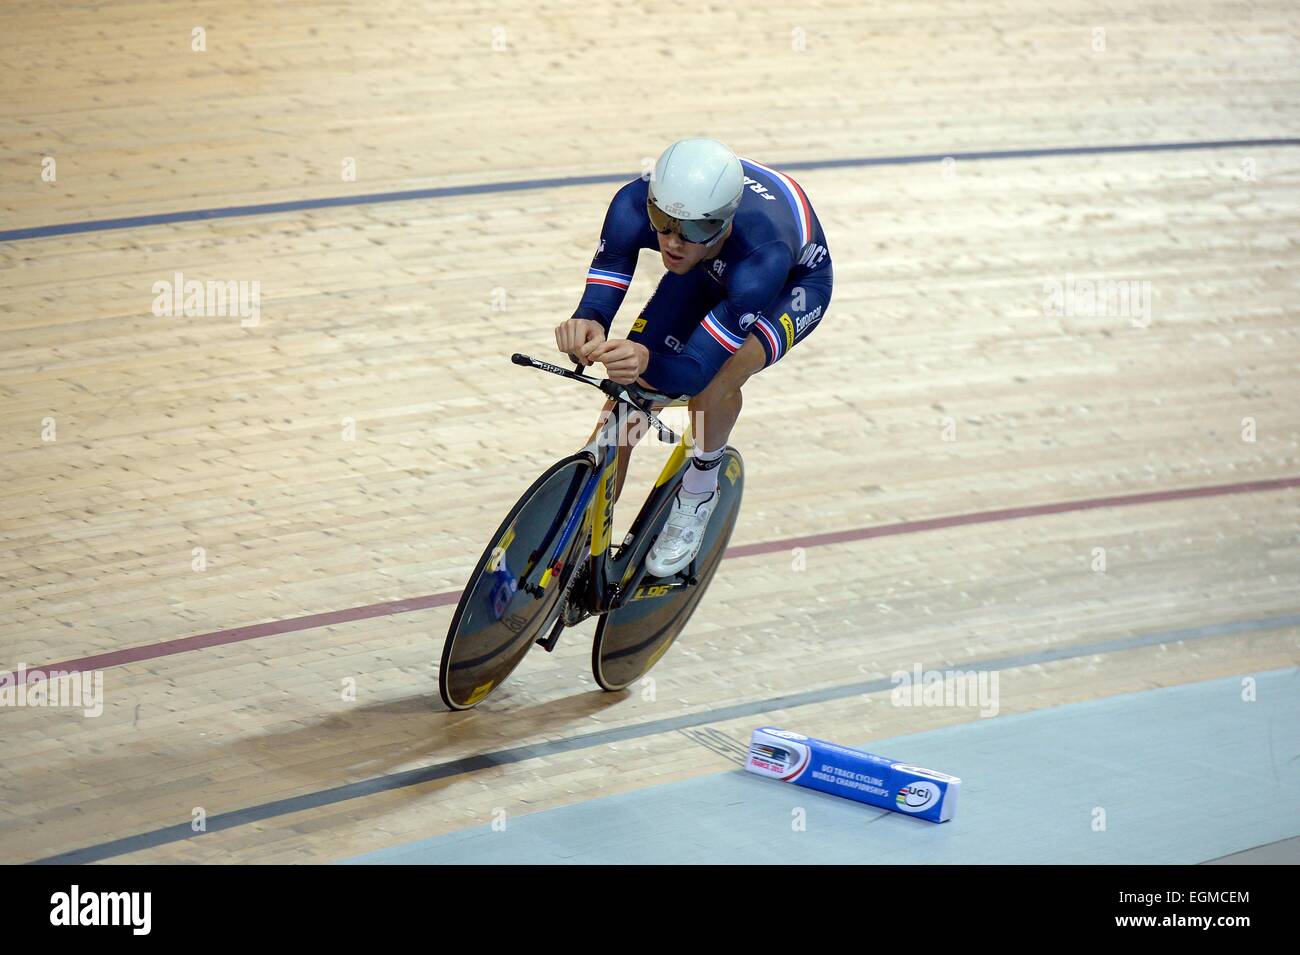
656;224;729;275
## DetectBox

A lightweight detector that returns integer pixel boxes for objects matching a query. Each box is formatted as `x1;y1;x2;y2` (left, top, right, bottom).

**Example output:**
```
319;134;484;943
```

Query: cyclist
554;138;832;578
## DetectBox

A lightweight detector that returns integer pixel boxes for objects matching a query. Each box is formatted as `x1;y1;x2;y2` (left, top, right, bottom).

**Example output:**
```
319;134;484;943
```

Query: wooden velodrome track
2;0;1298;863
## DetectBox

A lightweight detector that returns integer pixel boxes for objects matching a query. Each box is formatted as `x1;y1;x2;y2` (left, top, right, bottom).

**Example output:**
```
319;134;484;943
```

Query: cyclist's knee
694;369;746;409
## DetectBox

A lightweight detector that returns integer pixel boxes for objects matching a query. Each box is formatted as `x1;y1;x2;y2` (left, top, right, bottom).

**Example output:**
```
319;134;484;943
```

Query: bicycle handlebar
510;352;683;443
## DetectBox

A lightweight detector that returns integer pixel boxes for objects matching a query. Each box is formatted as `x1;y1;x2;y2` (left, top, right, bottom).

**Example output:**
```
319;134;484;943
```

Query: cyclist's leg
583;396;659;501
689;264;834;453
688;336;763;452
591;269;722;498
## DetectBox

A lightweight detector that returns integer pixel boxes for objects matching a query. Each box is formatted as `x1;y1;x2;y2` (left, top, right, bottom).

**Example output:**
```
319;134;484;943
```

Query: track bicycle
438;353;745;710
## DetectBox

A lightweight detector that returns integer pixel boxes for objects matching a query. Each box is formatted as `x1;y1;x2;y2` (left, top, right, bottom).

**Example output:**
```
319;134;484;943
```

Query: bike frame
439;353;740;709
509;354;698;635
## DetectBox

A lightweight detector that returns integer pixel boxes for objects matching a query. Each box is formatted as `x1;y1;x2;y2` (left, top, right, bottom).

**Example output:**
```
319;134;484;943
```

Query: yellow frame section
654;421;693;488
589;420;694;556
591;459;618;556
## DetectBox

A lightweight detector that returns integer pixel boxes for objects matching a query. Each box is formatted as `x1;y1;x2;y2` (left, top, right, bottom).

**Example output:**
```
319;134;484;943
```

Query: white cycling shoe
644;488;718;579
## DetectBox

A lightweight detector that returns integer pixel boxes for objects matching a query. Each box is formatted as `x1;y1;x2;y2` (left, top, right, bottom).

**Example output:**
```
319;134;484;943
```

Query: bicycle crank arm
535;613;565;652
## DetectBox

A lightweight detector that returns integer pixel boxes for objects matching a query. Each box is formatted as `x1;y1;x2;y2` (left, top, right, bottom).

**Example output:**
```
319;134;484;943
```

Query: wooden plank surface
1;0;1297;864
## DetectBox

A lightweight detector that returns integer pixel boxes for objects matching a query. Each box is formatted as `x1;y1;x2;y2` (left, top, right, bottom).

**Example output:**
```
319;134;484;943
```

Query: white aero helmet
646;138;744;244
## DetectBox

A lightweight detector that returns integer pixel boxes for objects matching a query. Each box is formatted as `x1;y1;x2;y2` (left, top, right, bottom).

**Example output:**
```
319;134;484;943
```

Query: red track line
724;475;1300;557
8;593;459;685
10;475;1298;684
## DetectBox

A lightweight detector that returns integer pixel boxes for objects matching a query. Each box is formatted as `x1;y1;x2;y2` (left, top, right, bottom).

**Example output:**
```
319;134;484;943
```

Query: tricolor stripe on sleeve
701;309;744;354
586;268;632;290
754;316;784;363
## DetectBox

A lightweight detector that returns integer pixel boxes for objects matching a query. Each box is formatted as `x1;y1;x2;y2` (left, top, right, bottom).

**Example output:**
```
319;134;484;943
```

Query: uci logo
896;781;941;812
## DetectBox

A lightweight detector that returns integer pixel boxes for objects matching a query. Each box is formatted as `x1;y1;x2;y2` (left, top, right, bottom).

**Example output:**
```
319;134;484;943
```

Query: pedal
535;614;564;652
679;557;699;587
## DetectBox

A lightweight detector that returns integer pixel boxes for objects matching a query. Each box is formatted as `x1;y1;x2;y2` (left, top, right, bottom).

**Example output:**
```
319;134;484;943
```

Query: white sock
681;447;724;497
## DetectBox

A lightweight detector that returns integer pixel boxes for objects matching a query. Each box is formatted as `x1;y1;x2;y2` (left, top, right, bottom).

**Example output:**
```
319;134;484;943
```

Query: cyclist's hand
586;339;650;385
555;319;605;364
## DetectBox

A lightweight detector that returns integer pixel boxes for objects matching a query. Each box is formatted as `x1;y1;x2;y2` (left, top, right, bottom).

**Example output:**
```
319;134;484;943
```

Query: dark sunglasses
646;197;728;245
